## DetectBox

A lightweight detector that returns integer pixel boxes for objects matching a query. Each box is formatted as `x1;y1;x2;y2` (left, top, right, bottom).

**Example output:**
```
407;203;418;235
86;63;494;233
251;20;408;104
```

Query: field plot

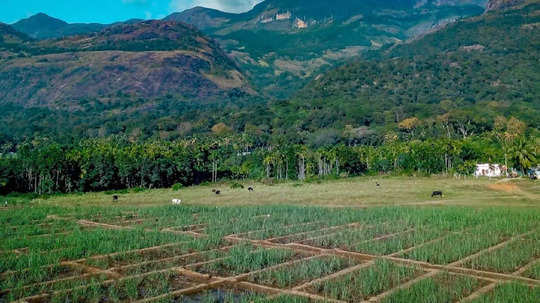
1;204;539;302
382;272;487;302
306;259;422;302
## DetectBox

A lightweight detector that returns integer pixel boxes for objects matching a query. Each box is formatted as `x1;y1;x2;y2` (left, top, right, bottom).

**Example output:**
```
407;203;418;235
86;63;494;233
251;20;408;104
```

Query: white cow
172;199;182;205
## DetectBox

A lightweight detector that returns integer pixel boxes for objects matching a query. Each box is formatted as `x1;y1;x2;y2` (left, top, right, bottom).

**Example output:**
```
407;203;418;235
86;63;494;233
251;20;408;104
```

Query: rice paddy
1;177;539;302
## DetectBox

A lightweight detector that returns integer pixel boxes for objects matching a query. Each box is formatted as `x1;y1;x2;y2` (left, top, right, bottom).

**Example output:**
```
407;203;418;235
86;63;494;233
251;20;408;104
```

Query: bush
131;187;147;193
172;183;183;191
230;182;244;189
261;178;275;186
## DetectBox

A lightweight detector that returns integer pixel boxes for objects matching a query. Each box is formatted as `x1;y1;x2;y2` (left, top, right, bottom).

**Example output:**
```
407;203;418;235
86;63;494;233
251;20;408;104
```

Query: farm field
1;177;539;302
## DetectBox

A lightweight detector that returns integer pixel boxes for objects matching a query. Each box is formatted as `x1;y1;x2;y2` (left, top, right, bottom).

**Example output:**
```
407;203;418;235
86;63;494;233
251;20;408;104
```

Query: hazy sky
1;0;264;24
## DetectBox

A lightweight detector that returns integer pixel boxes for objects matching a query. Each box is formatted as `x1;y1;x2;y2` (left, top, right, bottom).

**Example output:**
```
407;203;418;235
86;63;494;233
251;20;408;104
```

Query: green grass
522;263;540;280
305;221;414;249
382;272;484;303
198;244;297;276
1;178;539;302
464;237;539;273
0;228;193;273
400;218;538;265
353;228;445;256
248;256;354;288
470;282;540;303
310;259;420;302
29;176;540;208
178;290;309;303
48;271;193;303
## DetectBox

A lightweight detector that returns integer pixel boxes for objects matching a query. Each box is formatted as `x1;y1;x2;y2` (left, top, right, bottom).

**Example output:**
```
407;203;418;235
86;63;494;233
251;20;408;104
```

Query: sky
0;0;265;24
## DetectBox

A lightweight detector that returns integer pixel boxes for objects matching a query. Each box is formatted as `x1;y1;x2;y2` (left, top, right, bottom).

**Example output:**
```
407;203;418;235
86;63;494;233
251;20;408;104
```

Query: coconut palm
509;137;537;174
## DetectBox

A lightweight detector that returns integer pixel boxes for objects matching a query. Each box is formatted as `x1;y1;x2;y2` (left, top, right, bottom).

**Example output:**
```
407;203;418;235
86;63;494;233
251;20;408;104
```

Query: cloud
170;0;263;13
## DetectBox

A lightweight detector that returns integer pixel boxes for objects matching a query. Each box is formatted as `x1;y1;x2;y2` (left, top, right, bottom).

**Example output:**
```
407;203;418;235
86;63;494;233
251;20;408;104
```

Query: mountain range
0;20;252;107
7;0;488;98
167;0;489;97
279;0;539;139
0;0;537;143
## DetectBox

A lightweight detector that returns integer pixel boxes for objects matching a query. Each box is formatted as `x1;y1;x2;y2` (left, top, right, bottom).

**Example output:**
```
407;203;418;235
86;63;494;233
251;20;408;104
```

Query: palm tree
296;145;309;180
263;154;273;179
509;137;537;174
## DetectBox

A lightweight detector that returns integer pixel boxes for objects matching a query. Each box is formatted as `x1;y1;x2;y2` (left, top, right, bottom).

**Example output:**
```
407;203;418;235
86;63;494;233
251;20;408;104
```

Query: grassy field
18;176;540;208
0;177;538;302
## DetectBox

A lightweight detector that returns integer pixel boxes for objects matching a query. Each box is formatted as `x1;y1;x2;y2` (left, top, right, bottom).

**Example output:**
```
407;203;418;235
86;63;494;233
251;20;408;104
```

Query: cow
248;187;254;192
172;199;182;205
376;182;380;187
431;191;443;198
4;201;7;208
215;190;221;195
112;195;119;202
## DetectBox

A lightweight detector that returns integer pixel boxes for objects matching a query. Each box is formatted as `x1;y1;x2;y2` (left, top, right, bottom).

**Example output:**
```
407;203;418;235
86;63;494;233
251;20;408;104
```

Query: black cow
112;195;119;202
376;182;380;187
215;190;221;195
248;187;254;192
431;191;443;198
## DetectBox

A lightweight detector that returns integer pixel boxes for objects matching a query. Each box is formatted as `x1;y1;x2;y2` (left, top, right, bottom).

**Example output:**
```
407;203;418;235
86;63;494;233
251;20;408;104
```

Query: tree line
0;130;536;195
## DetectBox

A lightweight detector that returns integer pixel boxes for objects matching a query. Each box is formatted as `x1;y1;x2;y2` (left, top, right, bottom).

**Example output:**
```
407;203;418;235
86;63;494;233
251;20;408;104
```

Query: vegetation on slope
0;20;253;107
170;0;486;98
278;2;539;136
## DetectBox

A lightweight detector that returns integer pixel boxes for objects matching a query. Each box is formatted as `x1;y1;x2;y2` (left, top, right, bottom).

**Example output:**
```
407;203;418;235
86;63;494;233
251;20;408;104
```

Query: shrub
172;183;183;191
131;187;147;193
230;182;245;189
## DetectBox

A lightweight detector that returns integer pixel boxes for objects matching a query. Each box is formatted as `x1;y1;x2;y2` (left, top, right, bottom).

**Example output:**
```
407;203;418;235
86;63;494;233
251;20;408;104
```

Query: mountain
0;23;32;62
1;0;537;143
12;13;108;39
0;23;30;44
0;20;253;107
165;7;235;30
167;0;488;98
271;1;539;138
486;0;526;11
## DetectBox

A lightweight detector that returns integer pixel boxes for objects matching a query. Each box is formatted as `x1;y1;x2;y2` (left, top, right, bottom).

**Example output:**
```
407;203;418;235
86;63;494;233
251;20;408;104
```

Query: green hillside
170;0;487;98
0;20;253;107
271;1;539;139
0;1;538;145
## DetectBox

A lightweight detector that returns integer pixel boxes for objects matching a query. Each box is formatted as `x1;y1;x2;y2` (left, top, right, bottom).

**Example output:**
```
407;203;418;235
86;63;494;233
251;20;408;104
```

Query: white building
474;163;503;177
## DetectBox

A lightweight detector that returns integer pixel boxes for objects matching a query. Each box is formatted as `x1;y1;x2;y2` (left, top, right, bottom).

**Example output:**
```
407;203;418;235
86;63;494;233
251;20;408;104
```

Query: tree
509;137;537;174
211;123;233;136
398;117;420;137
493;116;527;171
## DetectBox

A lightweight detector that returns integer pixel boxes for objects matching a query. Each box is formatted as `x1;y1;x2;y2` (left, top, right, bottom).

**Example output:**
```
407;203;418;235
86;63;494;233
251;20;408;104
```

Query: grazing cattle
376;182;380;187
172;199;182;205
112;195;119;202
212;189;217;193
248;187;254;192
215;190;221;195
431;191;443;198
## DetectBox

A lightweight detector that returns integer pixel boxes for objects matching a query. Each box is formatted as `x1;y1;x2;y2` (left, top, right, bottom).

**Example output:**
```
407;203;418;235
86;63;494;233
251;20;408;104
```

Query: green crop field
0;177;539;302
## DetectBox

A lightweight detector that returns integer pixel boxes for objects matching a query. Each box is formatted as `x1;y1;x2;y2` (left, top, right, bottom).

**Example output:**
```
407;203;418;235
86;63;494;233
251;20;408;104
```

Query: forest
0;115;536;195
